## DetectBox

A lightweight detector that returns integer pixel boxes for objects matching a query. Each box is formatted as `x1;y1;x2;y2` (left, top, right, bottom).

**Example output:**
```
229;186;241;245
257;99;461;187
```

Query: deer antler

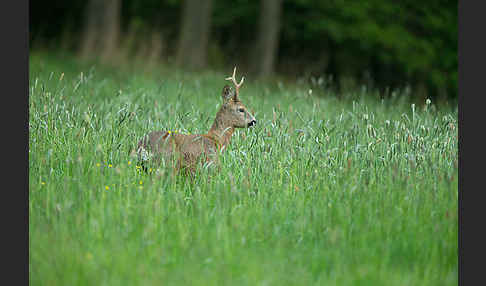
225;66;244;100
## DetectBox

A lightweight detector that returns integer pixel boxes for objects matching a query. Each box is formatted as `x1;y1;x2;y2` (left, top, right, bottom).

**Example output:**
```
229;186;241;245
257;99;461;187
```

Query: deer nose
248;119;257;127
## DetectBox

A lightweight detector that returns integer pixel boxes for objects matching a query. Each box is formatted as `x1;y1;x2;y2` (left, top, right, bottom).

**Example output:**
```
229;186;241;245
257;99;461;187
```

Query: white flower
137;146;152;161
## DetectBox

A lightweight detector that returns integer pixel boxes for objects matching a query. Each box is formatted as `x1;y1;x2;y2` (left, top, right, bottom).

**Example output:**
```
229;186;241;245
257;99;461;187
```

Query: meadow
29;52;458;285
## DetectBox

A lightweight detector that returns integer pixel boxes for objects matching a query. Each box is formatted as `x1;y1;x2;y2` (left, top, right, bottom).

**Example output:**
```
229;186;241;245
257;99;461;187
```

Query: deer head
218;67;257;128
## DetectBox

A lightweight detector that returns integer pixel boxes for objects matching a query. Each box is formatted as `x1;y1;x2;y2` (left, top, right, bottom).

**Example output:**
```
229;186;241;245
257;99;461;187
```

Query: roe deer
136;67;256;175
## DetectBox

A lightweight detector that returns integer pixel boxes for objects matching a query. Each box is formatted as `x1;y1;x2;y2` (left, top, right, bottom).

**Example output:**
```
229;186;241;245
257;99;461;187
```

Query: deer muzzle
248;119;257;127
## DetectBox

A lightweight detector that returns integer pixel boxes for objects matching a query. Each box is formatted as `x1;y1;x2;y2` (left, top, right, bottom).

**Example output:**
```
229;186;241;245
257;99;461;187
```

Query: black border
459;1;482;285
2;0;29;284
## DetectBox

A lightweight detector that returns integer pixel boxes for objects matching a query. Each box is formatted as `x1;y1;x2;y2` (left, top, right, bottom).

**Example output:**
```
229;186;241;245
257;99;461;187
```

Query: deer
136;67;257;176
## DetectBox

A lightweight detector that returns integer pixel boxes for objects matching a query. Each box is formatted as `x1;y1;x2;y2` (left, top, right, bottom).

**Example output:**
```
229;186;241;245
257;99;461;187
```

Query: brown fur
136;69;256;175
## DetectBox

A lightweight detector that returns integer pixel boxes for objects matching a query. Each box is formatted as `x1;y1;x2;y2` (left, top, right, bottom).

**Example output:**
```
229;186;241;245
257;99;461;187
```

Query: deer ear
221;85;234;102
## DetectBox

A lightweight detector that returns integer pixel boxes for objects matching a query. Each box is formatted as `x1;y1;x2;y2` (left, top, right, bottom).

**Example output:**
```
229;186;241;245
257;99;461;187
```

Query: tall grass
29;52;458;286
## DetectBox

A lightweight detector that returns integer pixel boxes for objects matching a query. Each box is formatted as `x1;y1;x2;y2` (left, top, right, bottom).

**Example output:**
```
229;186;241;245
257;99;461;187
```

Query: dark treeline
30;0;457;100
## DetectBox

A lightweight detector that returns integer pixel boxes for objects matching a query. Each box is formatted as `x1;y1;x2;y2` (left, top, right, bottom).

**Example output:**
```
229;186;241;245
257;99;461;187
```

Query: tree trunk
250;0;282;78
79;0;120;62
100;0;120;63
79;0;102;59
176;0;213;70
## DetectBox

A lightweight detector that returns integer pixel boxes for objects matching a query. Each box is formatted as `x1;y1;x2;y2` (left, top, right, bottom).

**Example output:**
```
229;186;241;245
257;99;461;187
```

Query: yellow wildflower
96;163;100;167
108;164;113;168
105;186;109;190
128;161;131;165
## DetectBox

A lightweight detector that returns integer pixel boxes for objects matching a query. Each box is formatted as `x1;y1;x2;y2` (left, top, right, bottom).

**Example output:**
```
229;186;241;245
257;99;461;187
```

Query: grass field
29;52;458;285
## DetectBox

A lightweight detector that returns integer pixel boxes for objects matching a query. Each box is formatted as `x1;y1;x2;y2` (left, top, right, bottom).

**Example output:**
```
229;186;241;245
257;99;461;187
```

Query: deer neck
207;111;235;151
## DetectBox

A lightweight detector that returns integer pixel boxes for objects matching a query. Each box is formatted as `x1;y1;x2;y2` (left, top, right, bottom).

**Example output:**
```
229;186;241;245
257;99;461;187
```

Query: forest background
30;0;458;101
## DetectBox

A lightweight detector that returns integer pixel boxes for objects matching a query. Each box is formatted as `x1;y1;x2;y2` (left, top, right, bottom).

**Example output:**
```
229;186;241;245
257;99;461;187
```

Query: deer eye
238;108;245;113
